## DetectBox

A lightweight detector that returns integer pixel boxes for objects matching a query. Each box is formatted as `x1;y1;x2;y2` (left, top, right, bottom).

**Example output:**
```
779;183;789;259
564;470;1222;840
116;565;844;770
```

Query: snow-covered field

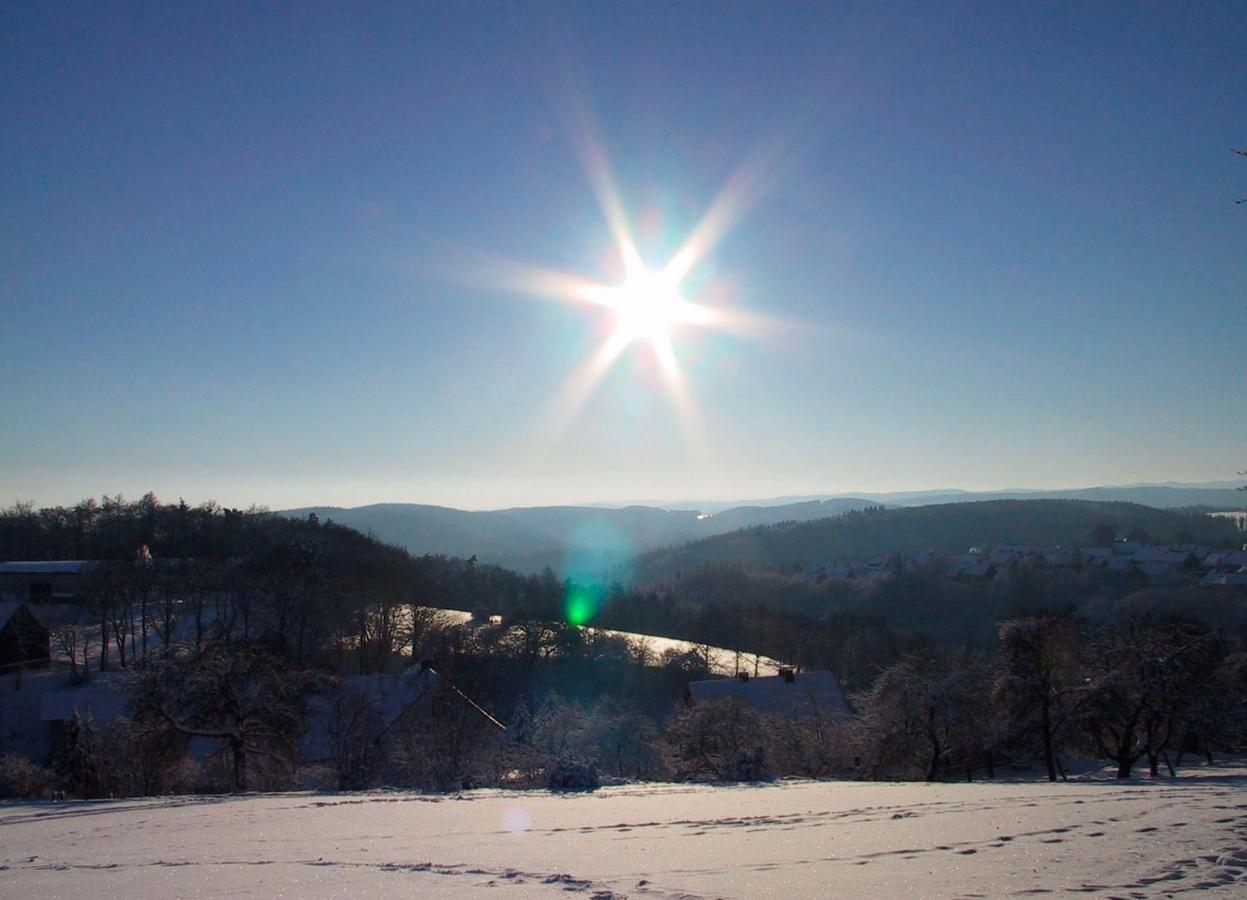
437;609;786;675
4;767;1247;898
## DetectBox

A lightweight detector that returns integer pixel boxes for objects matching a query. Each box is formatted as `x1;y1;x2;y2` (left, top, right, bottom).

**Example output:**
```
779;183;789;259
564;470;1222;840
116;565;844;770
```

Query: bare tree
665;696;769;781
45;606;94;685
323;681;387;790
855;653;987;781
996;617;1085;781
140;643;306;792
1081;620;1213;778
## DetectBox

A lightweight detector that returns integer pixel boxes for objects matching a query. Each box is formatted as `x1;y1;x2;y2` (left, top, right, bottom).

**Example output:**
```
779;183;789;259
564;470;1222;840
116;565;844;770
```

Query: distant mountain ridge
281;484;1243;577
598;482;1246;515
628;499;1244;586
280;497;879;574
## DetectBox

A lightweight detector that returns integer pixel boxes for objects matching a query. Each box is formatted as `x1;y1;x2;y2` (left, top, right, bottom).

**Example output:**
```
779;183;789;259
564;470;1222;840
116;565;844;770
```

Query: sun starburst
438;106;787;444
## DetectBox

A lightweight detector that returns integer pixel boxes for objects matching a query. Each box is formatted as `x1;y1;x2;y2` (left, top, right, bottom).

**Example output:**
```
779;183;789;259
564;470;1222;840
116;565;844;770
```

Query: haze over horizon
4;3;1244;512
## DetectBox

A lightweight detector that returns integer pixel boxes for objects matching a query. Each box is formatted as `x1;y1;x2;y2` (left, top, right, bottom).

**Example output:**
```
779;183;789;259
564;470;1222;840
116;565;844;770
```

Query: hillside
280;498;877;574
629;499;1243;585
625;483;1247;514
879;484;1247;510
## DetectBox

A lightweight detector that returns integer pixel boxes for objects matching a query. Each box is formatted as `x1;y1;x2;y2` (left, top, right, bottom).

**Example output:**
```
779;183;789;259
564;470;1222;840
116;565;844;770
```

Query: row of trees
4;495;1247;798
10;605;1243;800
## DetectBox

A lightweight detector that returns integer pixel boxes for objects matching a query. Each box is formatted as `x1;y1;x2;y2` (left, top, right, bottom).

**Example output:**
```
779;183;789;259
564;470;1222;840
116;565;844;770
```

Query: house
1041;548;1080;568
1132;546;1197;568
687;669;851;719
301;663;504;764
0;602;51;672
1204;550;1247;570
987;544;1035;566
1201;569;1247;589
1133;560;1179;581
1082;547;1113;564
945;554;995;579
39;681;133;753
0;561;94;604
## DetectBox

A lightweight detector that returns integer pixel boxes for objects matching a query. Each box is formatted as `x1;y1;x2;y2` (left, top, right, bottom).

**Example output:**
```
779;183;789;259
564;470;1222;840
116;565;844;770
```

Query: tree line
2;496;1246;798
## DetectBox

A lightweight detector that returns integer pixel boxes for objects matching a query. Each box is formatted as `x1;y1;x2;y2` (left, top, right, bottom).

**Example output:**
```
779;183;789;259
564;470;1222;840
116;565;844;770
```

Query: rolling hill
627;499;1243;585
280;497;878;574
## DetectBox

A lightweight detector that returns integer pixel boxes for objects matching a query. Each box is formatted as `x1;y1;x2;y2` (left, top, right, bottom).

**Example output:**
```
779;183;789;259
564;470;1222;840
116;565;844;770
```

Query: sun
454;113;782;432
610;266;700;345
586;264;717;375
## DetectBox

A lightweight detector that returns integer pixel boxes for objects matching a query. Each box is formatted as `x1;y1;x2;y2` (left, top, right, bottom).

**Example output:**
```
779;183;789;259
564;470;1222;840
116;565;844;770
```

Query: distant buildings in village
802;541;1247;588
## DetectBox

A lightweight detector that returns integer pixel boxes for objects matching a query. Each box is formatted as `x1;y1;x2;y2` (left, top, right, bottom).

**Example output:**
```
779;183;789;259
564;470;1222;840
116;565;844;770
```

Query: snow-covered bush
0;754;52;799
665;696;771;782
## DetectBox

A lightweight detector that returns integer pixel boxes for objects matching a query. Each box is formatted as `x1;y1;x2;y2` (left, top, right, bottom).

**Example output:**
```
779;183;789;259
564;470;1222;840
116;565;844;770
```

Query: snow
0;561;94;575
4;766;1247;897
439;609;787;676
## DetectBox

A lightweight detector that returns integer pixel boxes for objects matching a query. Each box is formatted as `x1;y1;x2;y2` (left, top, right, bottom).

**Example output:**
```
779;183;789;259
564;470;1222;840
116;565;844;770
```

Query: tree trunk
99;610;110;671
1114;726;1136;778
231;736;247;792
140;591;148;664
925;716;942;781
1040;695;1057;782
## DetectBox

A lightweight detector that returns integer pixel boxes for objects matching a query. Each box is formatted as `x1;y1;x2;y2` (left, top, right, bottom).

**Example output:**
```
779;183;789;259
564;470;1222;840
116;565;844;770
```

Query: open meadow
3;764;1246;898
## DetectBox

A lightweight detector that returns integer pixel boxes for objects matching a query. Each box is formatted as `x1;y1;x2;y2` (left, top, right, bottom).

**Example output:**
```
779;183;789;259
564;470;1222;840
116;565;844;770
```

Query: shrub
665;697;771;782
0;754;52;799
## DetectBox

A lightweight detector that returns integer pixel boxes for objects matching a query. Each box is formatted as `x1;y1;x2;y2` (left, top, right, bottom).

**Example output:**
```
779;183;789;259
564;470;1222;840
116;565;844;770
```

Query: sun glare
458;109;783;437
607;266;705;363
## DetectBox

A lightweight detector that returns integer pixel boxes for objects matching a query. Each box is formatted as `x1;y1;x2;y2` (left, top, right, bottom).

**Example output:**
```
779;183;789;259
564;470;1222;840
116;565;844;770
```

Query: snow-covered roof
688;670;850;718
1204;550;1247;569
0;561;95;575
301;666;442;762
1132;547;1193;565
1134;560;1176;579
40;685;131;724
1202;570;1247;587
945;555;993;578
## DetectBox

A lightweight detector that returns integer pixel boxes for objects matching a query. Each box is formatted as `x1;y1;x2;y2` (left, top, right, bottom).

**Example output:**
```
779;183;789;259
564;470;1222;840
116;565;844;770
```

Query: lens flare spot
564;585;600;626
502;806;531;833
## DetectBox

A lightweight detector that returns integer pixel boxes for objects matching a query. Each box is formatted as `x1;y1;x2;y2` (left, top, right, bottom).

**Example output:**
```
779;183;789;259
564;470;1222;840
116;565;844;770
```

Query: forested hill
629;500;1243;585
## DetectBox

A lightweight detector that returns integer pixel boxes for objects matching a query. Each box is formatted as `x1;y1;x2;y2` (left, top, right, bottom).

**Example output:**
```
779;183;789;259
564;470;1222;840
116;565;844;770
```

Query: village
802;538;1247;587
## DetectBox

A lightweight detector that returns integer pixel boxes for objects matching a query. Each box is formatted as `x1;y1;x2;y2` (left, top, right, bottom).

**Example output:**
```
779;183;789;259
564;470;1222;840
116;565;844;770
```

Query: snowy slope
3;766;1246;897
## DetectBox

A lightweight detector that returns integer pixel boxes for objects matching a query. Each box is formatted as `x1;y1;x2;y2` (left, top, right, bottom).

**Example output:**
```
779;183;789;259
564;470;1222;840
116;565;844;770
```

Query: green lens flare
564;586;598;626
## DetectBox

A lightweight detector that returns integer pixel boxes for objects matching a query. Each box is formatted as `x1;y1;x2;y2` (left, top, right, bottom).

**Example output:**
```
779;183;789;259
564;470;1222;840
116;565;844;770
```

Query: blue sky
3;2;1244;510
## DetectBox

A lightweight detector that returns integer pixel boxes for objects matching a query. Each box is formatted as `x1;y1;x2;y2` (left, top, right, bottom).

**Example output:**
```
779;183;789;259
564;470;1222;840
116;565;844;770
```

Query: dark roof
40;685;131;724
0;602;22;629
688;670;851;718
301;666;442;761
0;602;55;631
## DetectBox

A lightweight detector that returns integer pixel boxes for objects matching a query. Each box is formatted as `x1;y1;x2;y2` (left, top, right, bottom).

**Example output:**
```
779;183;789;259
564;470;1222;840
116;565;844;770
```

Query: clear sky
3;2;1245;511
